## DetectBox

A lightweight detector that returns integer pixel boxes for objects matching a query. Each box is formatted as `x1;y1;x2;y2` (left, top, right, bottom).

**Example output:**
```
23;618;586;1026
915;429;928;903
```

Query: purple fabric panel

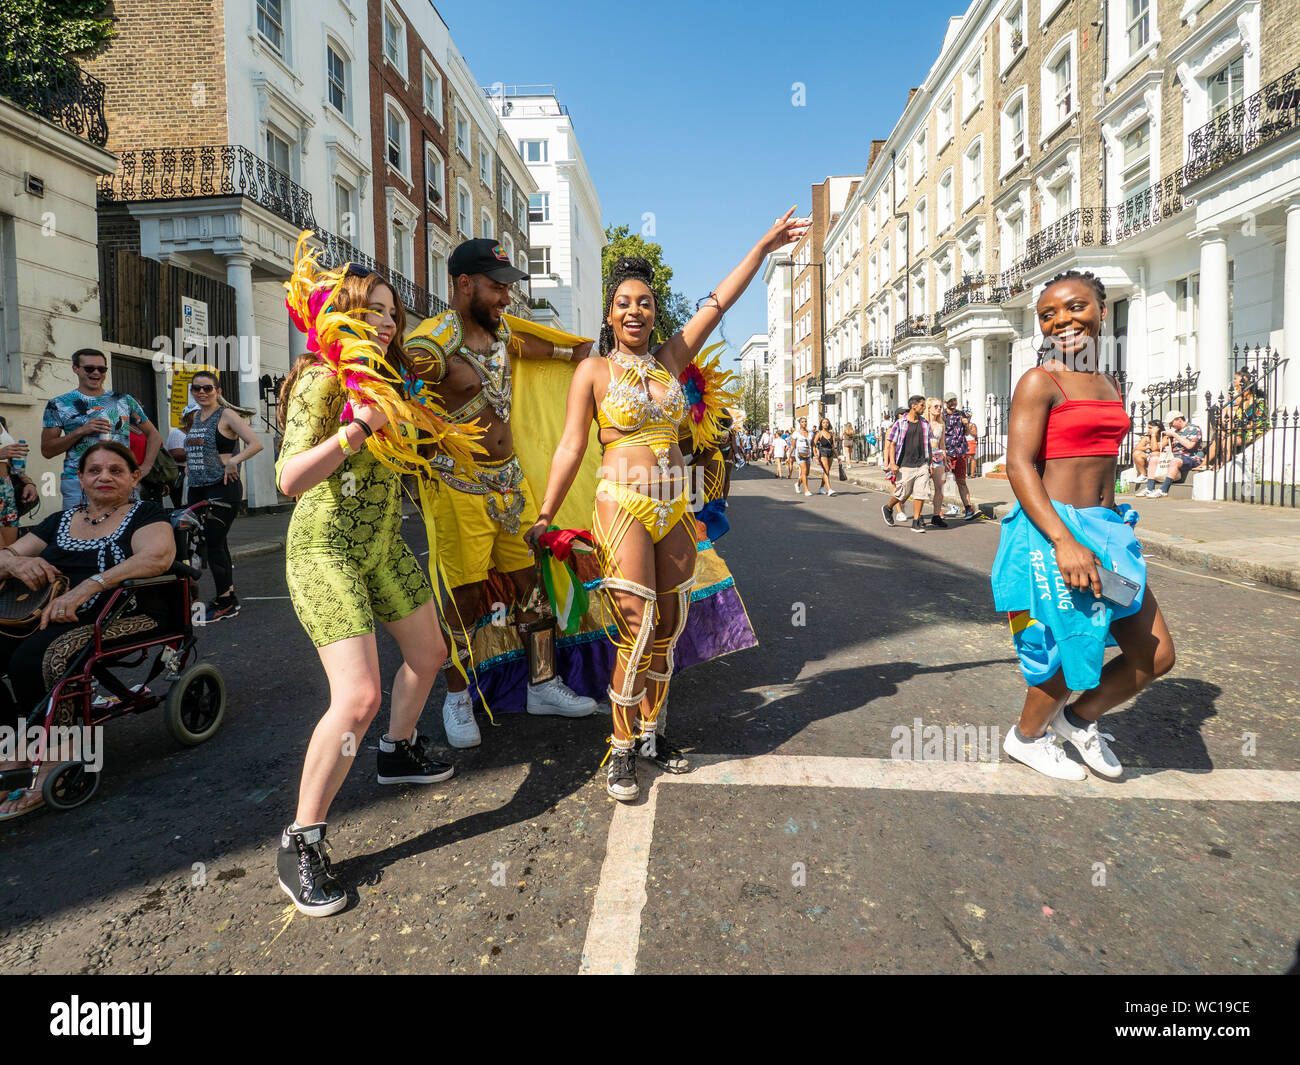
675;586;758;670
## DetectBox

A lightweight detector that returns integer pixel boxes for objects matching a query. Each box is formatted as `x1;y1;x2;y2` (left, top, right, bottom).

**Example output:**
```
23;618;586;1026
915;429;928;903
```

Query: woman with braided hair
528;208;808;801
992;269;1175;781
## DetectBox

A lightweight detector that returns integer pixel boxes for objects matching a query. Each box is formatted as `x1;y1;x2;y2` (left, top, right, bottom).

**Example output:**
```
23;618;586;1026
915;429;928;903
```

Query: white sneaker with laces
1051;708;1122;778
441;690;481;748
526;677;597;717
804;489;812;497
1002;726;1087;781
826;488;836;496
817;487;827;495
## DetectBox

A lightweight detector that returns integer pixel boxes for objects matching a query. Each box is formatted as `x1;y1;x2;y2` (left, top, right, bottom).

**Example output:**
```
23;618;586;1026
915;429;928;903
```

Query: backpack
143;446;179;488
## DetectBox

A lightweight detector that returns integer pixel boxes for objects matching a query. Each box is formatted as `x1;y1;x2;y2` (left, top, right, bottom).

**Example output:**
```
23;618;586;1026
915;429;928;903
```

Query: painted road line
579;785;659;975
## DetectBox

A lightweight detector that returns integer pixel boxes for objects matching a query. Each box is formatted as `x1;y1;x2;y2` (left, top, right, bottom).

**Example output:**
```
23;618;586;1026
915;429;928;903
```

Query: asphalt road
3;465;1297;975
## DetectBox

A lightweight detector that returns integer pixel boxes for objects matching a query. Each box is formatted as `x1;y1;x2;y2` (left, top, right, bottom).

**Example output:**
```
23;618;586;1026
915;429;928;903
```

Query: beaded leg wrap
593;495;662;753
439;618;474;675
638;576;695;753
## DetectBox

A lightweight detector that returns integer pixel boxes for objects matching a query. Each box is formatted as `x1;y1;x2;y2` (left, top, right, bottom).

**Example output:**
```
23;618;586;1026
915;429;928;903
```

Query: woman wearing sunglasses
185;370;263;622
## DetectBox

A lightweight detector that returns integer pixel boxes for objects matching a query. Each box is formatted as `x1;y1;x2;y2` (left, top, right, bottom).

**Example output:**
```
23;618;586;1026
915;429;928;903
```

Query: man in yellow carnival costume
406;239;599;747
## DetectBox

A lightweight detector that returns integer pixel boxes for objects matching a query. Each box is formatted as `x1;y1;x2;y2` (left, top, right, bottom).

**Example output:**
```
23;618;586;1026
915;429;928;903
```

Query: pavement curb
768;463;1300;594
231;539;285;562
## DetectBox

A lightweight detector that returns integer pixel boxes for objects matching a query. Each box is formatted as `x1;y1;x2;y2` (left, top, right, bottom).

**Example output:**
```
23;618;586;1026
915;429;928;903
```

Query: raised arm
1004;370;1101;597
657;207;809;376
516;331;596;363
524;358;599;548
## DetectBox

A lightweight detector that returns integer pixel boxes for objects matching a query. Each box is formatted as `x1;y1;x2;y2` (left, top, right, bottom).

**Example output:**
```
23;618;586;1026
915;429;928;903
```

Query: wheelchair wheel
164;663;226;746
42;760;101;811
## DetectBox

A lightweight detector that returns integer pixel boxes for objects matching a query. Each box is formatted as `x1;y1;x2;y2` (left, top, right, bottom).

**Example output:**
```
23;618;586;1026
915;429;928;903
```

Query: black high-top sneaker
377;733;455;785
635;730;690;773
277;823;346;916
606;745;639;802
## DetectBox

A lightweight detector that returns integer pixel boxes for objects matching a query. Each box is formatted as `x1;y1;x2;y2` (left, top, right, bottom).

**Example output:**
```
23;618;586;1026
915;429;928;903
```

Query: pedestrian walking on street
184;371;263;624
274;251;465;916
943;394;979;520
814;417;837;495
881;396;931;532
792;416;813;496
841;421;855;467
993;270;1175;782
771;428;788;472
925;398;948;526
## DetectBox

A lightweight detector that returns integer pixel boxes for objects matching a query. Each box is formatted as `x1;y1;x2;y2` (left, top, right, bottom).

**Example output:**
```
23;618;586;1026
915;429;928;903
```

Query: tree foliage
2;1;115;73
601;225;691;344
737;366;770;431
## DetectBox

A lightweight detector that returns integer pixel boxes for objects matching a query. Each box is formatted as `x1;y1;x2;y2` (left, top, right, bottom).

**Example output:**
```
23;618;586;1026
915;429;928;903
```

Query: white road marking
581;754;1300;974
579;786;659;975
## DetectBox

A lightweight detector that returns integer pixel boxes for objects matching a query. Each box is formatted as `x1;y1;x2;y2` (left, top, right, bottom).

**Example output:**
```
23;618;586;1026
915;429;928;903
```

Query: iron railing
1185;61;1300;186
98;145;318;230
863;340;893;361
940;274;998;317
0;54;107;146
1204;385;1297;507
893;314;942;342
833;357;864;380
976;395;1011;470
1106;172;1188;242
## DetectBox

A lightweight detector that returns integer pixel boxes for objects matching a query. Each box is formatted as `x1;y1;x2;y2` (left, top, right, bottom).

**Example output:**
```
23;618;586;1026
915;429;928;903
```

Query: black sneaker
606;746;639;802
911;518;926;533
277;823;346;917
636;730;690;774
881;503;896;527
377;733;455;785
198;592;241;625
930;515;949;528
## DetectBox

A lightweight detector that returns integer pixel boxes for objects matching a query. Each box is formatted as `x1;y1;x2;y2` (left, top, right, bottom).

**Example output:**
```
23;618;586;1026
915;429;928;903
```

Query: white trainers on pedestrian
526;677;597;717
817;487;827;495
441;690;481;748
1051;708;1122;778
803;489;812;497
826;487;836;496
1002;726;1087;781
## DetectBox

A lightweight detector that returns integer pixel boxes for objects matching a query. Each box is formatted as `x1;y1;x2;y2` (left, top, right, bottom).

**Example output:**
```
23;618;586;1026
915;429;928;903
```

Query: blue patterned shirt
42;389;148;478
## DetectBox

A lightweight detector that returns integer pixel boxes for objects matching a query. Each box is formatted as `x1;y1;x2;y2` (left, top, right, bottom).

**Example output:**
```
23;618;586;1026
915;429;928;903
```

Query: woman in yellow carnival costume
528;207;808;801
273;233;481;917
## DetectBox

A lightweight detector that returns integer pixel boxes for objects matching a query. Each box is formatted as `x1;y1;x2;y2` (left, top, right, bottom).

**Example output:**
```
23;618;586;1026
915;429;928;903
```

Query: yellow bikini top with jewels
596;348;686;457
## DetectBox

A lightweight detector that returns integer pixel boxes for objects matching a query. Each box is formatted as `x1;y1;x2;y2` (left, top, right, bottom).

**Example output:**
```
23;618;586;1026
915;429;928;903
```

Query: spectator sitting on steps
1140;410;1202;498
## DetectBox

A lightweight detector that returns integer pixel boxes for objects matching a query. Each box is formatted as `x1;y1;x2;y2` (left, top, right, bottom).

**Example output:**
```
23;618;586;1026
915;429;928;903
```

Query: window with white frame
517;251;529;280
1045;171;1073;223
422;59;443;124
425;144;445;209
1125;0;1150;58
867;207;876;241
1174;272;1200;366
478;146;492;190
913;272;927;317
455;108;469;157
913;199;928;251
938;92;954;147
529;192;550;223
257;0;285;57
851;219;860;251
501;175;512;213
520;139;548;163
1208;56;1245;124
1120;119;1150;203
936;256;953;302
480;208;493;240
385;103;408;178
868;254;878;295
265;127;292;181
529;246;551;275
913;129;927;181
963;137;983;208
1002;202;1026;260
1043;41;1074;132
326;43;347;118
938;169;954;231
430;247;448;301
895;220;907;274
335;180;355;238
382;5;405;77
1001;1;1026;71
390;217;411;278
1002;92;1027;171
963;54;983;119
881;240;890;281
894;156;908;204
457;182;472;238
516;196;527;230
960;230;983;275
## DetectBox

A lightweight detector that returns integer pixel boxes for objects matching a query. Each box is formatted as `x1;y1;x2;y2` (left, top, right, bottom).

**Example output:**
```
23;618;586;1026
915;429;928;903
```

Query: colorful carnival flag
537;527;594;634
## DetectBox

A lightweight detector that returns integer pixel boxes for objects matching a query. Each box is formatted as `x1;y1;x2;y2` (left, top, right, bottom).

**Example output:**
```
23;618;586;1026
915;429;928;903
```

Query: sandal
0;765;51;821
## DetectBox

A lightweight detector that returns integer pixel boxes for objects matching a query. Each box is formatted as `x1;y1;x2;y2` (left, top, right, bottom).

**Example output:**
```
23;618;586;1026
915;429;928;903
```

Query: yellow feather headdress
283;231;485;474
679;343;740;452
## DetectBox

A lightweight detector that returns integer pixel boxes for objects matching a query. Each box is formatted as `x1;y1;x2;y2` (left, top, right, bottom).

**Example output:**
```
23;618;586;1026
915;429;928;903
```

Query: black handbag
11;475;37;519
0;574;69;638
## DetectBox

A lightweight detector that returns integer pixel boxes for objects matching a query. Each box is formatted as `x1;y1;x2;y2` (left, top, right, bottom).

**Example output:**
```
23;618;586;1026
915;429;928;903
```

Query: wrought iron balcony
940;274;995;317
98;145;318;231
0;55;107;146
1104;172;1188;242
893;314;941;342
832;357;864;380
314;229;449;319
862;340;893;363
1185;61;1300;185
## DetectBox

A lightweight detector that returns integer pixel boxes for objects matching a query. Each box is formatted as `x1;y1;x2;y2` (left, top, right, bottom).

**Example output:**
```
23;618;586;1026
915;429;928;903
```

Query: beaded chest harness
598;349;686;474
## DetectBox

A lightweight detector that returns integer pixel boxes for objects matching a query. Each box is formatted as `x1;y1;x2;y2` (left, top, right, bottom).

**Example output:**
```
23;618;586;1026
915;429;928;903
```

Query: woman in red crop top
995;270;1175;781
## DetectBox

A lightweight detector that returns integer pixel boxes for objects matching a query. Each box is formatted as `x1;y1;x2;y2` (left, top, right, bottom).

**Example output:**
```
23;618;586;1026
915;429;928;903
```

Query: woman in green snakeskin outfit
274;267;454;918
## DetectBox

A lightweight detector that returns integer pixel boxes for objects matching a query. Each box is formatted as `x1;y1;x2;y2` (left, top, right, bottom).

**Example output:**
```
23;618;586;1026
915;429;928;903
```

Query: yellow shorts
433;459;539;588
595;478;692;544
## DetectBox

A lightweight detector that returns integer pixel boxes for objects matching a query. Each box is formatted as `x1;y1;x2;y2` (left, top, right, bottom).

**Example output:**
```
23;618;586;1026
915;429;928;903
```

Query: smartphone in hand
1096;564;1140;608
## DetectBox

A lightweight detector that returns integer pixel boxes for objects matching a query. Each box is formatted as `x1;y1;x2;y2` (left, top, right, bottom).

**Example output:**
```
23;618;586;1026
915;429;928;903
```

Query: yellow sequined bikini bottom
595;478;691;544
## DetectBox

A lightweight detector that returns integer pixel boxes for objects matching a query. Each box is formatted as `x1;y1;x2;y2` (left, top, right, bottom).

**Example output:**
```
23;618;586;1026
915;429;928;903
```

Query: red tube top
1035;370;1130;461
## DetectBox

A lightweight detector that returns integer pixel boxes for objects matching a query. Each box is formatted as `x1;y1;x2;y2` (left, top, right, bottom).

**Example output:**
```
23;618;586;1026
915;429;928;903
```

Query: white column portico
1197;227;1230;404
969;336;988;424
944;347;960;399
1285;204;1300;411
224;253;275;509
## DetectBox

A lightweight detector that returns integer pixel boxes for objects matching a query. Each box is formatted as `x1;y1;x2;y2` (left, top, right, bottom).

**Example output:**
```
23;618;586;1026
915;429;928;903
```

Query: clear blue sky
434;0;967;365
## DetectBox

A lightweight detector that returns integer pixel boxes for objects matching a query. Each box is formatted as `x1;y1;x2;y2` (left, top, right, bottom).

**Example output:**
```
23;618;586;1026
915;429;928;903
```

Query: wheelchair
0;502;227;811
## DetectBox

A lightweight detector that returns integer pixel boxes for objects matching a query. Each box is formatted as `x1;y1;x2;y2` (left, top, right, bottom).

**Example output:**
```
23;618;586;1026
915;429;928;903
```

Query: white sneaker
1150;489;1168;498
1051;708;1122;778
441;690;481;748
826;488;836;496
1002;726;1087;781
817;487;827;495
526;677;597;717
804;490;812;497
1134;486;1149;497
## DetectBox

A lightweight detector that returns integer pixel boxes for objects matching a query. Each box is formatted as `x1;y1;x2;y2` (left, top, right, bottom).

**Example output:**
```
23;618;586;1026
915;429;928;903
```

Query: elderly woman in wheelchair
0;441;176;819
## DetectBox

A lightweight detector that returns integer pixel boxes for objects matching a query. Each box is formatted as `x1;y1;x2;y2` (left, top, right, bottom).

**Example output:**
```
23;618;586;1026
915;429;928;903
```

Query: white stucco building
738;333;769;379
491;87;603;337
763;254;793;428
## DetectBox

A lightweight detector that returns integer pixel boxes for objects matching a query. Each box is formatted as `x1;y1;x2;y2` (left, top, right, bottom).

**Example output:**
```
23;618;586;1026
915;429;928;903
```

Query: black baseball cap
449;238;529;283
